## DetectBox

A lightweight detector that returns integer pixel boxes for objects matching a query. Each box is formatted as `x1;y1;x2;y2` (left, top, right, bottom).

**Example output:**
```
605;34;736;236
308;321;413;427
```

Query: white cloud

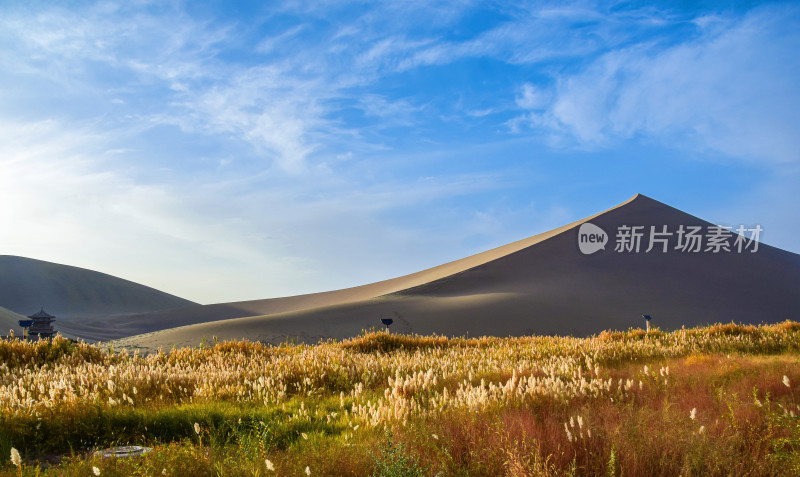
516;83;548;110
170;68;325;173
0;118;285;302
0;114;515;302
392;2;657;71
256;24;307;54
0;2;532;302
2;0;797;306
518;5;800;165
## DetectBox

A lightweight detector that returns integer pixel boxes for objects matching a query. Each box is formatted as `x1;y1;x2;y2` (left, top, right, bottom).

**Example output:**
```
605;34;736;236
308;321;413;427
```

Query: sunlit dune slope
114;194;800;351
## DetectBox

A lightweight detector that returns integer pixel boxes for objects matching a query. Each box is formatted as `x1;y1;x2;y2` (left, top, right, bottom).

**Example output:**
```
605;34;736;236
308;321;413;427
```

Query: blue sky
1;1;798;303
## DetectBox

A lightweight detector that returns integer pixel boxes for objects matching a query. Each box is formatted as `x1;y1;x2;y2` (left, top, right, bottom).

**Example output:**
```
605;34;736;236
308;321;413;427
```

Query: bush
370;431;425;477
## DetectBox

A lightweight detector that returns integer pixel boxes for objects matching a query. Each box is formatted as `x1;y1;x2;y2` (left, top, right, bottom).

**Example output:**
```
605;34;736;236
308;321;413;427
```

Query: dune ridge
70;195;643;341
0;306;24;335
113;193;800;351
0;256;197;319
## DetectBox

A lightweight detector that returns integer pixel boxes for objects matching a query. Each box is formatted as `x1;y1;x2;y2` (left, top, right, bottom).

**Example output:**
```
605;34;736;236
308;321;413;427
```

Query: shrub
370;431;425;477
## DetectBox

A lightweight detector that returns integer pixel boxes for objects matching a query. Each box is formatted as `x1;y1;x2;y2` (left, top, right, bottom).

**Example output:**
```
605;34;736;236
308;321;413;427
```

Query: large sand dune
0;306;24;336
113;194;800;351
70;195;641;341
0;256;196;329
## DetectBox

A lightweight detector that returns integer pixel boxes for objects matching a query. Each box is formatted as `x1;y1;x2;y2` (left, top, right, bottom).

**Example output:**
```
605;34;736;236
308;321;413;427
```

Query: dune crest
111;193;800;351
0;306;24;335
74;194;640;341
0;256;196;320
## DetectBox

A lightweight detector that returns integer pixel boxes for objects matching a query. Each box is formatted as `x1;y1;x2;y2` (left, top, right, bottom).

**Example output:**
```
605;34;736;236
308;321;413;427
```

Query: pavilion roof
28;308;56;319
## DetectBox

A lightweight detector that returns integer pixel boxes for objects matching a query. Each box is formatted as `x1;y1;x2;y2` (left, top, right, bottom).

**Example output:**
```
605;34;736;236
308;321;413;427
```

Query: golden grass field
1;322;799;476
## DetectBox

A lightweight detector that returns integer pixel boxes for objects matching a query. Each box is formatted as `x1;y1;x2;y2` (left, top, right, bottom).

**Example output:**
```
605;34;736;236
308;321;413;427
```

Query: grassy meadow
1;322;799;476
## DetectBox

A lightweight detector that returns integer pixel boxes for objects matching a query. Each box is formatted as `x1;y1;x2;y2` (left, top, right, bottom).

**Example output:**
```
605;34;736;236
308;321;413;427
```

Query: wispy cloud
514;4;800;165
0;114;511;302
0;118;281;301
1;0;798;303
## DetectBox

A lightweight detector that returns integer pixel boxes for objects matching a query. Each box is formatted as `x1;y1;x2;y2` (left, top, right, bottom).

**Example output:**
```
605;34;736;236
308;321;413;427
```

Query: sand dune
114;194;800;352
0;256;196;329
69;195;642;341
0;306;24;336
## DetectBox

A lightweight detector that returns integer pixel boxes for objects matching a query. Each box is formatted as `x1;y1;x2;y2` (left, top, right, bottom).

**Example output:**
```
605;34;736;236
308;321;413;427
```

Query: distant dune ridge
0;305;25;335
0;256;196;333
3;194;797;348
105;193;799;351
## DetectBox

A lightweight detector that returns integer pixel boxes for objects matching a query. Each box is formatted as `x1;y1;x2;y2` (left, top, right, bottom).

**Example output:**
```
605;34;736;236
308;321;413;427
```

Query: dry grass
0;321;798;476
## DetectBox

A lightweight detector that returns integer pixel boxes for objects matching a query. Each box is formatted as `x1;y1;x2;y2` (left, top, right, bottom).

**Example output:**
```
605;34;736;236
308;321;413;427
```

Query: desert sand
0;305;24;335
111;194;800;352
69;194;643;341
0;256;196;332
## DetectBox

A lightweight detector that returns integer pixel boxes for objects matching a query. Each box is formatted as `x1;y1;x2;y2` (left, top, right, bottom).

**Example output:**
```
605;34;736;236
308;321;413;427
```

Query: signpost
643;314;652;333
